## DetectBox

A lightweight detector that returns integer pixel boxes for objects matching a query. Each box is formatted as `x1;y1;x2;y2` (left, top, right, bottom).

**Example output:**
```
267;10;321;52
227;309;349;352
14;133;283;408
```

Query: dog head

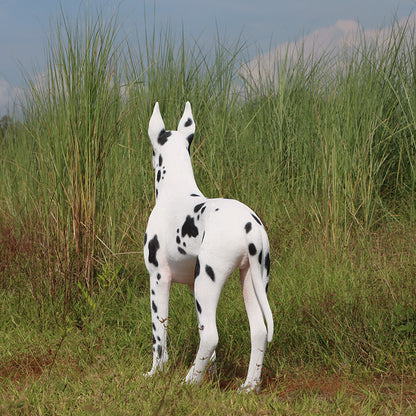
148;102;196;170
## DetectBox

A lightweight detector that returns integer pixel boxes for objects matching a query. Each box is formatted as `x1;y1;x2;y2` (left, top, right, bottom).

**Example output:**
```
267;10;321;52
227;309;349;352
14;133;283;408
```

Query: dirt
0;351;55;383
1;351;416;414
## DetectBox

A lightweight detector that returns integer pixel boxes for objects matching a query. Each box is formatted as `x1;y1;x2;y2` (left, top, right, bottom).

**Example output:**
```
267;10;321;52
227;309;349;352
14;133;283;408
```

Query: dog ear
177;101;195;137
148;102;166;145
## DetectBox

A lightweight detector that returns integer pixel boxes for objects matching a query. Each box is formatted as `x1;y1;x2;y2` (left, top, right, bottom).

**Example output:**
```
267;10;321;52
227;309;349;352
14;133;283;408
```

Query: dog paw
143;368;158;378
237;382;260;394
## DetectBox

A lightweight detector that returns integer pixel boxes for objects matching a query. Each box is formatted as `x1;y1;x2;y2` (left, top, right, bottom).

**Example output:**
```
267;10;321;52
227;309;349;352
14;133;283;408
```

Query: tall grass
27;11;126;290
240;20;416;247
0;8;247;312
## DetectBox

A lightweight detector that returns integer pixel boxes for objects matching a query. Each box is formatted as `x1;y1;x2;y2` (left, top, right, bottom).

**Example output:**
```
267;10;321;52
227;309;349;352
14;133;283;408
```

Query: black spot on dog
196;299;202;314
151;289;155;295
249;243;257;255
157;170;161;182
152;322;156;331
181;215;199;238
185;118;193;127
153;335;156;344
190;193;200;197
258;250;263;265
265;282;269;294
176;236;181;244
186;133;194;149
194;257;200;279
193;203;205;213
157;129;172;145
201;231;205;243
265;252;270;276
215;208;219;212
244;222;252;233
148;235;160;267
157;345;162;358
152;300;158;313
251;213;262;226
144;233;147;246
178;247;187;255
205;265;215;282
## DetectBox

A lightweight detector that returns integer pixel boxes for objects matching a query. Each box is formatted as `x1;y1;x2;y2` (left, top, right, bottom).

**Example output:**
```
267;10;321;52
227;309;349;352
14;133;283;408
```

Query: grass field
1;8;416;415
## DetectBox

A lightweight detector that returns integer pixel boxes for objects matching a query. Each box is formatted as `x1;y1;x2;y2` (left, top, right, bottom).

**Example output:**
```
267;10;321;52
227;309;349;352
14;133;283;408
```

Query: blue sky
0;0;415;113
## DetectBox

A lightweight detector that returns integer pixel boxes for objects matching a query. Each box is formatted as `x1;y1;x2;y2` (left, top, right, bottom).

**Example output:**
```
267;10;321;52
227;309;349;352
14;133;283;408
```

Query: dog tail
246;225;274;343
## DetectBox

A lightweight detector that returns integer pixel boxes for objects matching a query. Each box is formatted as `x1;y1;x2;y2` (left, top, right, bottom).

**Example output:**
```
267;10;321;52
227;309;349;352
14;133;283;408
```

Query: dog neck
154;144;203;202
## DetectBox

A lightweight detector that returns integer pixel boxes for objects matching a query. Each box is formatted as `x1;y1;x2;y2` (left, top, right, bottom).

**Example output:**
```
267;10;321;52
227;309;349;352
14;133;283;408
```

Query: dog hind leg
185;257;226;385
238;265;268;392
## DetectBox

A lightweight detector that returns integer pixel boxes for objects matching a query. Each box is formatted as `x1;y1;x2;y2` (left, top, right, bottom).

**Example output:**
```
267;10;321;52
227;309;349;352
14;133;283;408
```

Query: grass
1;7;416;414
1;234;416;414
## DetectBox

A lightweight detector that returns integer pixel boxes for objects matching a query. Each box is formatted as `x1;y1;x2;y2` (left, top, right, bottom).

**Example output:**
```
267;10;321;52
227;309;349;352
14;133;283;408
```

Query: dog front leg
146;272;171;377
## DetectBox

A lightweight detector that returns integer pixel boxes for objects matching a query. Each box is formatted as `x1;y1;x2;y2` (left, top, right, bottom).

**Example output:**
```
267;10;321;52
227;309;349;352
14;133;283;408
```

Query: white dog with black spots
143;102;273;392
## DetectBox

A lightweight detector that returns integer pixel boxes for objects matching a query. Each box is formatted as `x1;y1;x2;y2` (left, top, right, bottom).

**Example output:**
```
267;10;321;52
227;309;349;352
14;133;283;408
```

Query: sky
0;0;415;114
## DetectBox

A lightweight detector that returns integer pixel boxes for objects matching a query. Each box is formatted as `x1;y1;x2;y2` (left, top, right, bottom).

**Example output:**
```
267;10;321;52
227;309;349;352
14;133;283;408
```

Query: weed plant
1;8;416;414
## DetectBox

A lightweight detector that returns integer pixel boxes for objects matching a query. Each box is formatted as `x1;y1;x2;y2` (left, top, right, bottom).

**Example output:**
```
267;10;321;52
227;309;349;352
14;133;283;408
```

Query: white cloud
241;12;416;83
